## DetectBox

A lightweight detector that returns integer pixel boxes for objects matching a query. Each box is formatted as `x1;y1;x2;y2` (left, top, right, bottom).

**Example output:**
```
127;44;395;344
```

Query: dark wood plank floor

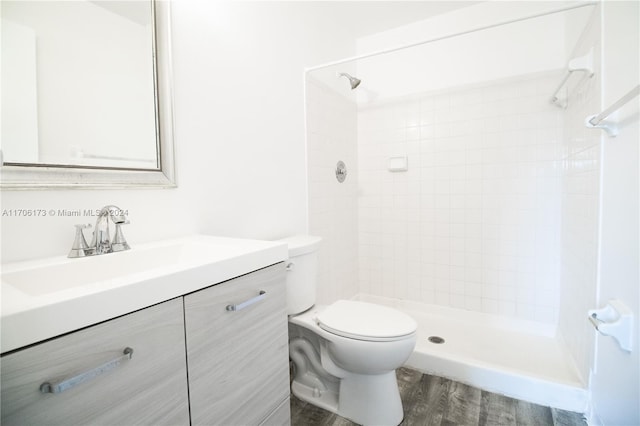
290;367;586;426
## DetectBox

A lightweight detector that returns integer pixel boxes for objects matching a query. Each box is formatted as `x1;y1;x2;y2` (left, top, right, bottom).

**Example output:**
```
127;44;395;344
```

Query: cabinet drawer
1;298;189;426
185;263;290;426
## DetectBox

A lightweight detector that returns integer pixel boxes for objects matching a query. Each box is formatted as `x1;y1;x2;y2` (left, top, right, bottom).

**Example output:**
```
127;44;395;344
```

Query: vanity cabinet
1;262;290;426
184;262;290;426
0;298;190;426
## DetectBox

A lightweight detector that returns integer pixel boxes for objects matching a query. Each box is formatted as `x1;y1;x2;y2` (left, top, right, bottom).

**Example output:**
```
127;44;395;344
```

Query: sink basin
4;240;244;296
1;235;287;353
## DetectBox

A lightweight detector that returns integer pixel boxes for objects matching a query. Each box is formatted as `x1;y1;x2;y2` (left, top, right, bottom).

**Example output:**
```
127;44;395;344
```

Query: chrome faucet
68;205;130;258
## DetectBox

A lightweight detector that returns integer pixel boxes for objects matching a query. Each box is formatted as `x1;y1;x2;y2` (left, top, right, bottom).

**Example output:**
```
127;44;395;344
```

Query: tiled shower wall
306;77;359;304
357;72;565;324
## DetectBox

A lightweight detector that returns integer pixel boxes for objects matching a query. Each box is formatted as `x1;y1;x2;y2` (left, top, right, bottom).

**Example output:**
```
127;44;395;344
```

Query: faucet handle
68;224;92;258
111;221;130;252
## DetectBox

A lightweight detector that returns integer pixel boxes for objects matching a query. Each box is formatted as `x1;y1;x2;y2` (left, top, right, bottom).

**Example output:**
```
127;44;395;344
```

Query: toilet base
291;371;404;426
291;379;339;413
338;371;404;426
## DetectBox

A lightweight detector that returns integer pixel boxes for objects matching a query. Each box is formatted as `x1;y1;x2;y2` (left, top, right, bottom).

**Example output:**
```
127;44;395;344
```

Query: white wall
355;1;571;102
589;2;640;424
0;1;356;264
306;74;359;304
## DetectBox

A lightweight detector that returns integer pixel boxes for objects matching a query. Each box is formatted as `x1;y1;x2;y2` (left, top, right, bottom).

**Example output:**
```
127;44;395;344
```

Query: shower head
338;72;361;90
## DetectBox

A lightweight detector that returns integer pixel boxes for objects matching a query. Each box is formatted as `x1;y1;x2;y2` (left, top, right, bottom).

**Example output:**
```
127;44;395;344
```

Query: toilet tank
277;235;322;315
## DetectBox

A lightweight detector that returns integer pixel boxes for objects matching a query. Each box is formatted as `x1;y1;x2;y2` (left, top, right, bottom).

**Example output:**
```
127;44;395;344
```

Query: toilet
280;235;417;426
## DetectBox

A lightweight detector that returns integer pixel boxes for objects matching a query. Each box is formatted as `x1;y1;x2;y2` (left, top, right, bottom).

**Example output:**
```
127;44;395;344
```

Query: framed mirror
0;0;175;189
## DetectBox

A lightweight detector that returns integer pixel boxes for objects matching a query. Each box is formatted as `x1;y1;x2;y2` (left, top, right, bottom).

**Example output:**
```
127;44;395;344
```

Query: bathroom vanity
0;236;290;426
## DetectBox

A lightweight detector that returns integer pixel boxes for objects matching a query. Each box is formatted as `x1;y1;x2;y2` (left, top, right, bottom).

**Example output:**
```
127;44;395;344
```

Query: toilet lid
316;300;417;342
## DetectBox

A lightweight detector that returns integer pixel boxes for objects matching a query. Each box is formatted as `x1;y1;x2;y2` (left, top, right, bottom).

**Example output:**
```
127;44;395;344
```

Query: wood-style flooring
290;367;586;426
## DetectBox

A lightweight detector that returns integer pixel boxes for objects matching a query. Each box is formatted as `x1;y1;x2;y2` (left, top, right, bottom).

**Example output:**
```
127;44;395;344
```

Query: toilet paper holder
588;299;633;352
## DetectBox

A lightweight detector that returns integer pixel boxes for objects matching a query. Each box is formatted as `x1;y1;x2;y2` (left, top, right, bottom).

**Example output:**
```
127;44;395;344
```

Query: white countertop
1;235;288;353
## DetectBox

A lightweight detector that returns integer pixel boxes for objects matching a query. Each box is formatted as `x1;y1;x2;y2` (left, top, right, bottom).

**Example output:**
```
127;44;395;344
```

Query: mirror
0;0;175;189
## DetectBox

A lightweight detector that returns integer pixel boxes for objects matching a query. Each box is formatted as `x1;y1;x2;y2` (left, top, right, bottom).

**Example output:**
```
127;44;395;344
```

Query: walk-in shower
305;1;600;413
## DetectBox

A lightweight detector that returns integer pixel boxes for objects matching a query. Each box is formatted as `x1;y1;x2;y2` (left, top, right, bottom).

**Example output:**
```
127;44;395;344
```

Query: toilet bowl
280;236;417;426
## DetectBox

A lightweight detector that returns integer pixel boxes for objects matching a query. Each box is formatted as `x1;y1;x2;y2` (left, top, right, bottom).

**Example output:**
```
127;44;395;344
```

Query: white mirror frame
0;1;176;190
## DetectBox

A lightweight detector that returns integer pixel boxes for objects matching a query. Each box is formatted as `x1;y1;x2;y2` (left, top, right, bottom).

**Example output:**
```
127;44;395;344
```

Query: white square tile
347;73;571;323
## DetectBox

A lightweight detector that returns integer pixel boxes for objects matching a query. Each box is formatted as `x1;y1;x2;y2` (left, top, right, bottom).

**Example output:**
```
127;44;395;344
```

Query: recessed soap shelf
388;156;408;172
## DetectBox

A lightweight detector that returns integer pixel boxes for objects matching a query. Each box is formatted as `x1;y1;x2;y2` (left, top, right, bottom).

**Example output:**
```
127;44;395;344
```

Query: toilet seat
316;300;417;342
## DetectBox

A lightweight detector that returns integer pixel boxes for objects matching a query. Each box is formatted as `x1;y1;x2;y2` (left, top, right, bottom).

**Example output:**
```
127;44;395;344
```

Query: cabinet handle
226;290;266;312
40;347;133;394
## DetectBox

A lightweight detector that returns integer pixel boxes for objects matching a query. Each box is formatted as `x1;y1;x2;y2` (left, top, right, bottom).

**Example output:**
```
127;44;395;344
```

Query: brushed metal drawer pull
40;347;133;394
226;291;266;312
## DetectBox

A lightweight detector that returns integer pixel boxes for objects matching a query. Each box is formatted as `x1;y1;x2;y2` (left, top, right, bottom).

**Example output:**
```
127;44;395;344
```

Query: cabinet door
1;298;189;426
259;397;291;426
184;263;290;426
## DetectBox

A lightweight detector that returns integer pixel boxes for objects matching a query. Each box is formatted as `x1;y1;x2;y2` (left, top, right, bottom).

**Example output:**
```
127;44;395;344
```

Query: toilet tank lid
277;235;322;257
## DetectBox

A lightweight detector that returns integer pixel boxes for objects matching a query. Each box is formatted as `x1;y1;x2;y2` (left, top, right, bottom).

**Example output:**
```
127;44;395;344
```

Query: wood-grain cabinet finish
1;263;290;426
260;397;291;426
185;263;290;426
0;297;190;426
